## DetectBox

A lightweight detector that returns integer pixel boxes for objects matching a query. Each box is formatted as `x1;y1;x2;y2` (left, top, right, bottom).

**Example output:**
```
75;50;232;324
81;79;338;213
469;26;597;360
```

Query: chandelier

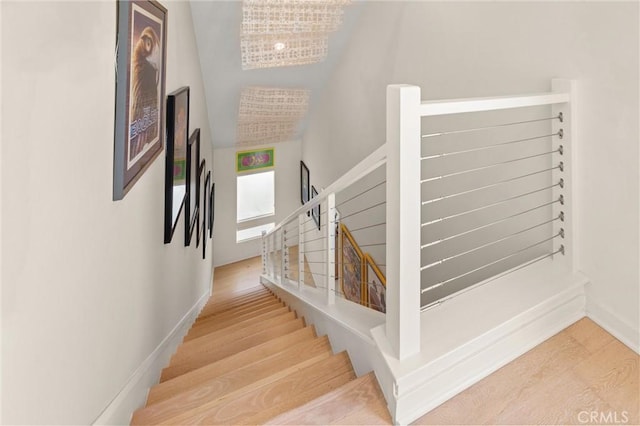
241;0;351;70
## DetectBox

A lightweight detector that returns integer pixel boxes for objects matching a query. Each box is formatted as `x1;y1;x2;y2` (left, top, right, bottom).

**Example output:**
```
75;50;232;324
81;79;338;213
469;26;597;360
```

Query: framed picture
196;160;205;248
114;0;168;200
236;148;274;173
364;254;386;313
300;161;310;206
341;224;364;305
209;182;215;238
185;128;200;246
202;170;210;259
163;87;189;243
311;186;320;231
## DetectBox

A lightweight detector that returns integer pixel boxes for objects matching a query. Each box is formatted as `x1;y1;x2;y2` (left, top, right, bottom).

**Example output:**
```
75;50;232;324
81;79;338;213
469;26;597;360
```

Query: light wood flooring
211;257;639;425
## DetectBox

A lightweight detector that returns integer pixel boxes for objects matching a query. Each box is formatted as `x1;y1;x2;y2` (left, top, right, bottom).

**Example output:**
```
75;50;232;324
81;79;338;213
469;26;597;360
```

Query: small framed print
202;170;210;259
185;129;200;246
195;159;205;248
163;87;188;243
341;224;364;305
300;161;310;206
364;254;386;313
311;186;320;231
209;182;215;238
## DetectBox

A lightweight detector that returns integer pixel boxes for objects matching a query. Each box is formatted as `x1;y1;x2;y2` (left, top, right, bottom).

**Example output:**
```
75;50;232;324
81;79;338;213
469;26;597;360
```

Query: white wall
1;1;213;424
303;2;639;344
213;141;301;267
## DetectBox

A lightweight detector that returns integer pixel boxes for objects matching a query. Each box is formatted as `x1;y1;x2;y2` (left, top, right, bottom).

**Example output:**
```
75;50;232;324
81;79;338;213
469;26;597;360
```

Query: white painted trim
419;92;571;116
92;289;210;425
393;277;587;425
586;297;640;354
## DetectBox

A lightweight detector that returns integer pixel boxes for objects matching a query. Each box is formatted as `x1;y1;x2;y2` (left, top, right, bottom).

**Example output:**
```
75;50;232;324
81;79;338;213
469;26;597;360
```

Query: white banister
326;193;336;305
298;214;305;290
386;84;422;360
419;92;571;116
264;144;387;237
552;79;577;273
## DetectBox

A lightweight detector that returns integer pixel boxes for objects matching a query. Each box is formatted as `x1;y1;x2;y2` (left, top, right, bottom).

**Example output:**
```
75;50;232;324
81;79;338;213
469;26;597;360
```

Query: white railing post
261;230;267;275
298;214;305;289
386;84;422;360
326;193;336;305
282;227;288;283
552;79;577;273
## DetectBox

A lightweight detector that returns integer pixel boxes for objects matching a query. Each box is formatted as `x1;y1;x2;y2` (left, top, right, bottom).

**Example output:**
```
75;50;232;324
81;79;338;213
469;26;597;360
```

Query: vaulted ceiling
190;1;363;149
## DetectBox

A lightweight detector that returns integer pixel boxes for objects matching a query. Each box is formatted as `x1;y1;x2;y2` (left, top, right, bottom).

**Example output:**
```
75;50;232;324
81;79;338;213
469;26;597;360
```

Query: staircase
131;285;391;425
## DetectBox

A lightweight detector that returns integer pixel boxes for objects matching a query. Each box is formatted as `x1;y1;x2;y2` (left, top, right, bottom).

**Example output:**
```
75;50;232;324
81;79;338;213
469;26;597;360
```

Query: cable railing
262;80;575;361
262;145;388;311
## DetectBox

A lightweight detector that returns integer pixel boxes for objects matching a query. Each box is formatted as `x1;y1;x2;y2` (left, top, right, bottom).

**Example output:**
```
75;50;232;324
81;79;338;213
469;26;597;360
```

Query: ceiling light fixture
241;0;351;70
236;86;311;146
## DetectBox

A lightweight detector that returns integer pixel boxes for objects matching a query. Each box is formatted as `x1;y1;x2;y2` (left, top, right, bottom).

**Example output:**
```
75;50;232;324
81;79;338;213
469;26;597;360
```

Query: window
236;170;275;242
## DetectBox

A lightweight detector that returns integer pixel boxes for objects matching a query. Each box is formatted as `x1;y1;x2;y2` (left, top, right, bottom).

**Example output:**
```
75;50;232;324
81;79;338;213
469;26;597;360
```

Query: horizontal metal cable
422;165;562;205
422;114;562;139
421;245;564;311
421;131;561;161
358;243;386;248
421;198;561;248
421;148;561;183
421;231;563;294
422;182;562;227
301;248;333;254
339;201;387;221
348;222;387;233
336;180;386;208
303;235;328;244
420;215;562;270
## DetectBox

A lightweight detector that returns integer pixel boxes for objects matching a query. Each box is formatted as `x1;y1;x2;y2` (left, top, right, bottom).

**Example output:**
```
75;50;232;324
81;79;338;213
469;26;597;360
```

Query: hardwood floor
414;318;639;425
212;257;638;425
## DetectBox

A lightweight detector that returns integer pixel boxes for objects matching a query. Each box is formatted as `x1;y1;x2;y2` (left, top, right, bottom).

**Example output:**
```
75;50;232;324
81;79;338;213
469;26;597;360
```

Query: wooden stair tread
199;291;274;314
172;311;297;361
158;351;355;425
194;298;283;326
198;293;275;319
193;298;283;327
185;305;290;341
131;337;333;424
264;372;390;425
160;317;305;381
205;285;269;305
147;326;318;405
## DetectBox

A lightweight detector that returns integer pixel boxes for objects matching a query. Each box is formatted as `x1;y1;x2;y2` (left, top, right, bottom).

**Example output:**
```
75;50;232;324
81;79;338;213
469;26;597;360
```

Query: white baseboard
395;279;587;425
92;290;210;425
586;298;640;354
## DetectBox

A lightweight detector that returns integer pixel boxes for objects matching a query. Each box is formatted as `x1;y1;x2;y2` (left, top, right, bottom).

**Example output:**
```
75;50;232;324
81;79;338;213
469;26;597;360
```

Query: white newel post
282;227;288;283
298;214;305;289
326;193;336;305
386;84;422;360
261;230;267;275
552;79;577;273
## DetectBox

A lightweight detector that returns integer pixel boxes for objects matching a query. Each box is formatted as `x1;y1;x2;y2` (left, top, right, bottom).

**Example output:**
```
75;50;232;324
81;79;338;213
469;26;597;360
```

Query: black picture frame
114;0;168;200
209;182;215;239
203;170;211;259
185;128;200;246
163;86;189;243
311;185;320;230
196;159;205;248
300;161;310;205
